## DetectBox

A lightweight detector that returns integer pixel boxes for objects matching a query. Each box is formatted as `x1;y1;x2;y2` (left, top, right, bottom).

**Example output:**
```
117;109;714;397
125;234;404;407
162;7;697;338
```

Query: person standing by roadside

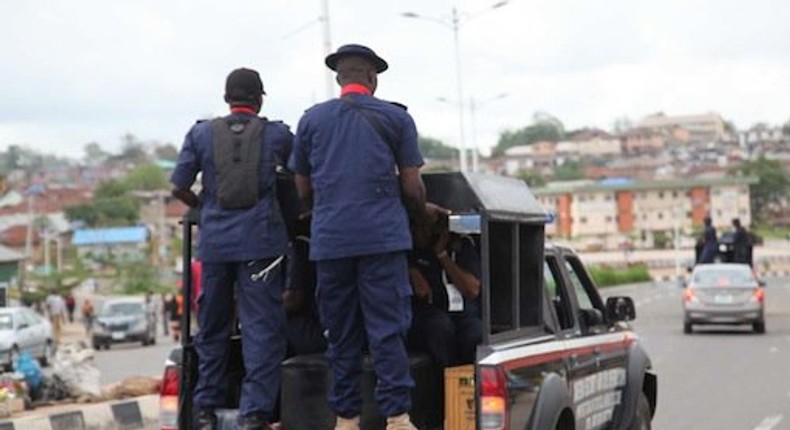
81;298;95;334
732;218;753;267
45;290;67;344
161;293;170;337
171;67;292;430
65;294;76;323
290;44;427;430
697;216;718;264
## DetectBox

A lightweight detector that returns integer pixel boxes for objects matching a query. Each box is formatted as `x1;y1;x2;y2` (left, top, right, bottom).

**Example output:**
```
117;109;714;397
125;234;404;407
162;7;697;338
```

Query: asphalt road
93;321;178;385
601;277;790;430
90;279;790;430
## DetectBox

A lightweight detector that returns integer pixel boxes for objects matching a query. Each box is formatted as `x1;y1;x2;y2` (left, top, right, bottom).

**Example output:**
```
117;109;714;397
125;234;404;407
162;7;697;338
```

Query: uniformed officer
289;44;427;430
698;216;718;264
408;205;482;369
171;68;292;430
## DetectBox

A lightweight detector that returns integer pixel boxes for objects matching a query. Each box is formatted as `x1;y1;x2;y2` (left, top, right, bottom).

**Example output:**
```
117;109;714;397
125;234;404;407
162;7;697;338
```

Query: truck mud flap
614;343;655;430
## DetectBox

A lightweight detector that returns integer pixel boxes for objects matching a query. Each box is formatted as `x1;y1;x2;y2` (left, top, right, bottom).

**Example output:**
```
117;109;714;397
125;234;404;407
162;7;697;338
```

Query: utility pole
321;0;334;99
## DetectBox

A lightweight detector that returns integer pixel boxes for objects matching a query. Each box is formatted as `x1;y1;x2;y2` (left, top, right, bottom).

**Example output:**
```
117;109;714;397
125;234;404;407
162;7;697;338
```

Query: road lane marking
753;415;783;430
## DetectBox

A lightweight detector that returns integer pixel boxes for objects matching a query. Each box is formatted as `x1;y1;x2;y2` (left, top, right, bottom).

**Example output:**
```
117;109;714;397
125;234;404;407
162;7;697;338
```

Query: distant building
502;141;558;175
638;112;728;144
564;129;622;158
622;128;666;155
535;176;757;248
72;226;149;262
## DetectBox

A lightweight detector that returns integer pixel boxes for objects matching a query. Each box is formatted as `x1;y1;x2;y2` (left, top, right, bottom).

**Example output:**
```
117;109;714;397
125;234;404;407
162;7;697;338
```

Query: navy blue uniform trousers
316;251;414;418
194;259;286;419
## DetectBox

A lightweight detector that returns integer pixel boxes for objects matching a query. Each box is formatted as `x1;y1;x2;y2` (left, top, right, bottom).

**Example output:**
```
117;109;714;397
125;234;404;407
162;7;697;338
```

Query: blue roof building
72;226;149;262
72;227;148;246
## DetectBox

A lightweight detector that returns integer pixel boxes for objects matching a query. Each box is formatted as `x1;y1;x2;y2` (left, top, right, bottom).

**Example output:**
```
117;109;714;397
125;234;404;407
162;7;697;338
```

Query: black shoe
196;409;218;430
239;413;271;430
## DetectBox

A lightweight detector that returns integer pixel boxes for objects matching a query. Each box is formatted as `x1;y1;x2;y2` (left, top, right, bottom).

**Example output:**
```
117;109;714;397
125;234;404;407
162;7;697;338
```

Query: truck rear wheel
628;392;652;430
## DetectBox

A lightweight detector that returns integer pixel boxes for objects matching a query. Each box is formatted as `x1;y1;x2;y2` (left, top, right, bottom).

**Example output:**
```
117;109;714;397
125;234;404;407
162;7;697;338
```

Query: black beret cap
325;44;388;73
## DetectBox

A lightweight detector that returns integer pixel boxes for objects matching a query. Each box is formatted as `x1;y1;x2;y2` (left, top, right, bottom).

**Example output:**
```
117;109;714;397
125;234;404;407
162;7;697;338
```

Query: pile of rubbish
0;341;162;416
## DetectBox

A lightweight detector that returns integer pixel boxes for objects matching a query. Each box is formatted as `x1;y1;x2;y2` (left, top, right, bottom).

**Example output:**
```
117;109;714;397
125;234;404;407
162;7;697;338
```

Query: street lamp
402;1;510;172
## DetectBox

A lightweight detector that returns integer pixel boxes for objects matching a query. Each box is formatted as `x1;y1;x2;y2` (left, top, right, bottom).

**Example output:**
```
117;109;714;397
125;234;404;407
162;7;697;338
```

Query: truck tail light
752;287;765;304
480;365;509;430
159;365;180;430
683;288;697;303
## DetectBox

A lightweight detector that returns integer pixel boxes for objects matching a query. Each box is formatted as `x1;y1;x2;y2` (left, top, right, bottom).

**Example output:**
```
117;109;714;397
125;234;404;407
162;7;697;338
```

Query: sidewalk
0;321;161;429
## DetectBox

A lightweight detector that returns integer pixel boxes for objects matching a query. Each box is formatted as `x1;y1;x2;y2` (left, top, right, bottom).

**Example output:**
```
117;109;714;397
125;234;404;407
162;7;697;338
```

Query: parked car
683;263;766;334
92;297;156;349
0;307;54;370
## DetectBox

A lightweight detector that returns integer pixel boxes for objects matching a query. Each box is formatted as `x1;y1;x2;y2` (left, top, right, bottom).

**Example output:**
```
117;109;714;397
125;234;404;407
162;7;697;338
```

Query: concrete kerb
0;394;158;430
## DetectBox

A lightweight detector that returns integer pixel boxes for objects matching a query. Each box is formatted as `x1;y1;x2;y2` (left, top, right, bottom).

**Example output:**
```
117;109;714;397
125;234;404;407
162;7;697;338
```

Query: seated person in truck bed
407;204;482;368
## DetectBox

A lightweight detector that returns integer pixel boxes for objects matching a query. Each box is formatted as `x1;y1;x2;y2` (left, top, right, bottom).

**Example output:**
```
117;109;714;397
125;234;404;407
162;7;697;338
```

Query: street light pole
321;0;334;99
450;7;467;173
402;1;510;173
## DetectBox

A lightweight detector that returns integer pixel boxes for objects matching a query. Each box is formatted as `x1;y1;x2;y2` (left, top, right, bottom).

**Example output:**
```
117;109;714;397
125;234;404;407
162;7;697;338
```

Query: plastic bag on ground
52;341;101;398
13;352;42;392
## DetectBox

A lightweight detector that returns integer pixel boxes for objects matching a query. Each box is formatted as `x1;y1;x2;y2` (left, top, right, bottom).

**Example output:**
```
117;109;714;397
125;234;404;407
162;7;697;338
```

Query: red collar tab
340;84;372;97
230;106;256;115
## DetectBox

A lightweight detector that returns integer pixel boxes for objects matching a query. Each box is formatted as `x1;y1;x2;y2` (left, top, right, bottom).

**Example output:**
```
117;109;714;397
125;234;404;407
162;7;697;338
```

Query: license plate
715;295;733;304
111;332;125;340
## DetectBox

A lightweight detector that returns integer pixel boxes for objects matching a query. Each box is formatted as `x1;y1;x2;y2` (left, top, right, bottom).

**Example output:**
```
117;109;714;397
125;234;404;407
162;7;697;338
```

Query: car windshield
693;267;754;287
101;302;144;316
0;313;12;330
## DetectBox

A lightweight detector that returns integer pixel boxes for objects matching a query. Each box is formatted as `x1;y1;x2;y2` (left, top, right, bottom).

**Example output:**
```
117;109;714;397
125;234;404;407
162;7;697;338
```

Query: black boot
196;409;218;430
238;413;271;430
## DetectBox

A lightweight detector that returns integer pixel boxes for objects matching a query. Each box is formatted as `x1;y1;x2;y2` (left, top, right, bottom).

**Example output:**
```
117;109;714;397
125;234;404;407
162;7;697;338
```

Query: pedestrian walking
81;298;95;334
289;44;427;430
65;294;76;323
161;293;170;336
45;290;67;344
171;67;293;430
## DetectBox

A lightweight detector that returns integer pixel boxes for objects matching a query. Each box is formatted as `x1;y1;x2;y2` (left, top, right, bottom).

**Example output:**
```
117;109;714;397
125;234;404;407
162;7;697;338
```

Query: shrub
588;263;652;287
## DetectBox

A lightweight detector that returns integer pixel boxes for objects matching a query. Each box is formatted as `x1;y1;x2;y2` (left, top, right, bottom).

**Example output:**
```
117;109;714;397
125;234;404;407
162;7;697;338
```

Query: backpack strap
341;97;397;156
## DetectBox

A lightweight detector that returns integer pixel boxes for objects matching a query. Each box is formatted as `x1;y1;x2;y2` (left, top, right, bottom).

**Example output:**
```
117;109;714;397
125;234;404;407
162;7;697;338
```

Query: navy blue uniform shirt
289;92;423;260
171;113;293;262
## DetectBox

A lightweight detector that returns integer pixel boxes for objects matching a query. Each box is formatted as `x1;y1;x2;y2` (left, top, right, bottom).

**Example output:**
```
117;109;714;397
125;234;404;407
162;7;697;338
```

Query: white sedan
0;307;54;369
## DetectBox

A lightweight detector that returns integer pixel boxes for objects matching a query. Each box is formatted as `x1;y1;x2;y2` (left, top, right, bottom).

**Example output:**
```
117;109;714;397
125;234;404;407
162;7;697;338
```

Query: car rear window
693;268;754;287
102;302;144;316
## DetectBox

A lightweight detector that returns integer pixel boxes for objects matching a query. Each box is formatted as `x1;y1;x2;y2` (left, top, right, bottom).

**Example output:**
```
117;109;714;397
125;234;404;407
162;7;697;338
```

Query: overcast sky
1;0;789;160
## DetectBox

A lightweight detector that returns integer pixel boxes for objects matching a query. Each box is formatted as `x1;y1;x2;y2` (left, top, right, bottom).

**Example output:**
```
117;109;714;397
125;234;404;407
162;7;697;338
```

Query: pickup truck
160;172;657;430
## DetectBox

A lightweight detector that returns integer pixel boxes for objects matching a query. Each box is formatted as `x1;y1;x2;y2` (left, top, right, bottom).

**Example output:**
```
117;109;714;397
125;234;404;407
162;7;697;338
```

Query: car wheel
683;321;693;334
627;392;652;430
39;340;54;367
753;320;766;334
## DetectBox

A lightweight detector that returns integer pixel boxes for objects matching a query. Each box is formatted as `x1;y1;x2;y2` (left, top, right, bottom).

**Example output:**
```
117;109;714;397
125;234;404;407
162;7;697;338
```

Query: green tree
418;136;457;160
728;156;790;221
492;113;565;157
153;143;179;161
517;170;546;188
95;179;129;199
124;164;168;191
83;142;109;166
116;133;150;164
553;161;585;180
783;118;790;137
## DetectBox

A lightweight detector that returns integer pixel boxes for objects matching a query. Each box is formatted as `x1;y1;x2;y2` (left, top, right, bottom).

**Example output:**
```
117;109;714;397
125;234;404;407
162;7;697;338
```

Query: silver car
683;263;766;334
0;307;54;370
92;297;156;349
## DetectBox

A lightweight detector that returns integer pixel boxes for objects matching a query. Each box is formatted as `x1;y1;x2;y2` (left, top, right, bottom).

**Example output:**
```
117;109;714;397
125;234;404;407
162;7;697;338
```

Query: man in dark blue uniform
171;68;292;430
289;44;426;430
698;216;718;264
408;205;482;369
